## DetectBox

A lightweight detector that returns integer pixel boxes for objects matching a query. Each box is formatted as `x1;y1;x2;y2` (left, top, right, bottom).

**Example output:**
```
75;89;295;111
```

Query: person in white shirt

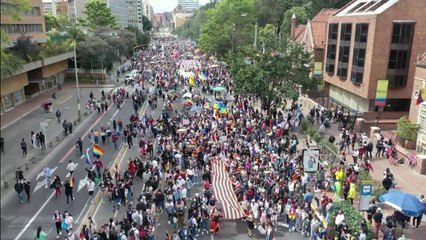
335;210;345;228
66;160;77;176
87;179;96;203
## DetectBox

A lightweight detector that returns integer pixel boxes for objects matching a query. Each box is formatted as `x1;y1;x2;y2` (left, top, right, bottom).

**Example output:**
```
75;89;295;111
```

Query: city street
0;82;144;239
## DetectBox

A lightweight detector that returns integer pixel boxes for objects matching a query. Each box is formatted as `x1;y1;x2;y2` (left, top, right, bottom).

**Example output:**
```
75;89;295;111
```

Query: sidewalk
0;81;107;198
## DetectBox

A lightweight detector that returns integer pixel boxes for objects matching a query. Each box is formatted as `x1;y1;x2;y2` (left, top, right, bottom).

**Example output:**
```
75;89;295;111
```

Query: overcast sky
150;0;211;13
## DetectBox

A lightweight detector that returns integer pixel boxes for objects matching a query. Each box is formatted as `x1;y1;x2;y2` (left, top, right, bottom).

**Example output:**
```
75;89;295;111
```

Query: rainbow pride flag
93;144;105;158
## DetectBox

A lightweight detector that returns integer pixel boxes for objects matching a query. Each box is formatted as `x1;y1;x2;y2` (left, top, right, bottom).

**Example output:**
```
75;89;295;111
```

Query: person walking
75;137;83;155
66;160;77;176
15;167;24;181
68;122;73;134
23;179;31;202
0;136;5;153
373;208;383;239
34;226;47;240
44;166;52;189
39;132;46;149
87;178;96;203
14;179;24;204
56;109;61;123
52;175;62;198
21;138;27;157
63;120;68;136
64;178;74;206
53;210;63;239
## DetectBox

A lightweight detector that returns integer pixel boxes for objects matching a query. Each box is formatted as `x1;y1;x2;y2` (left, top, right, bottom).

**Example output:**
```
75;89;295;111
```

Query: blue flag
85;148;91;165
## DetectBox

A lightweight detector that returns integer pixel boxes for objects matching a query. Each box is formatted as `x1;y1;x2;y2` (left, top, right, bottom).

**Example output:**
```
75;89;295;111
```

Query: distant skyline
150;0;210;13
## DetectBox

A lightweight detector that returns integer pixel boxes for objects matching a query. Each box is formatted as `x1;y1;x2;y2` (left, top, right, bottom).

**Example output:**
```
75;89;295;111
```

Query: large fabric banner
375;80;389;107
211;158;246;219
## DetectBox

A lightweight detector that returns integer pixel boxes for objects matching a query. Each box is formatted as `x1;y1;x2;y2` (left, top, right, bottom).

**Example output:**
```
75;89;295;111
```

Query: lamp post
73;0;81;121
240;13;258;50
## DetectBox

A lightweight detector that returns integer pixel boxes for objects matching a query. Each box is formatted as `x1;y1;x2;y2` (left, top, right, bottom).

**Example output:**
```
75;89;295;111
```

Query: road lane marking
14;192;55;240
57;95;72;105
76;144;128;233
58;104;114;164
75;197;92;224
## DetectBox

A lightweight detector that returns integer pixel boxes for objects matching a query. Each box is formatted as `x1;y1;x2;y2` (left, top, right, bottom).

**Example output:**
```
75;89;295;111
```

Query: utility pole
73;0;81;122
254;21;258;50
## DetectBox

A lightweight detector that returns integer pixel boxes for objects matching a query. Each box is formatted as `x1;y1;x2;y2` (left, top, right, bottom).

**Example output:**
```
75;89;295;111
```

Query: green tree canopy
142;16;152;32
227;36;312;110
80;0;118;30
45;13;59;32
281;6;309;35
199;0;256;56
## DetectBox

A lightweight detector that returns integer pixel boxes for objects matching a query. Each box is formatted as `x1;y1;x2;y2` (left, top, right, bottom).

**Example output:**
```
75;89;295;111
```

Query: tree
80;0;118;30
126;25;150;47
227;36;312;110
142;16;152;32
12;34;41;62
281;6;309;36
1;0;31;78
77;36;119;71
45;13;59;32
199;0;256;56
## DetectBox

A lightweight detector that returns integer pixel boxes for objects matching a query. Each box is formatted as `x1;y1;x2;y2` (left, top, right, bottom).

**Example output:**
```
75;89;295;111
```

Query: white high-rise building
178;0;199;12
68;0;128;28
105;0;128;29
143;1;154;22
127;0;144;32
43;0;57;16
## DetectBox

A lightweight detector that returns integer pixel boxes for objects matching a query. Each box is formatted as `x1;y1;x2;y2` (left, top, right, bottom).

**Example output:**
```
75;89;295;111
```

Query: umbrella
177;128;187;133
183;93;192;99
379;190;426;217
212;86;226;92
190;106;204;112
182;101;193;107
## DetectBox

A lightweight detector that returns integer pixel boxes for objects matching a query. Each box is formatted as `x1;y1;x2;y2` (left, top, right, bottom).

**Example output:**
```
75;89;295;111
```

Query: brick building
1;0;73;113
322;0;426;120
292;9;339;78
408;52;426;154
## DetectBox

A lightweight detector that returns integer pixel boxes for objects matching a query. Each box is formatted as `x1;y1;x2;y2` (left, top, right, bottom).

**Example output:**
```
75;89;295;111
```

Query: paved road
0;86;105;194
0;83;142;240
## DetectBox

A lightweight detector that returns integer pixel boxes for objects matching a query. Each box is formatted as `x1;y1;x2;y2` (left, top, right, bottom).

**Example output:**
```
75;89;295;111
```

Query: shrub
396;116;419;142
300;118;311;133
319;139;338;154
331;201;374;238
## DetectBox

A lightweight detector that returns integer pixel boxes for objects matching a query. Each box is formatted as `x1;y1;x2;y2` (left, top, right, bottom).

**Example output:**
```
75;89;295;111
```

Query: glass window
13;89;24;105
340;23;352;41
2;94;14;110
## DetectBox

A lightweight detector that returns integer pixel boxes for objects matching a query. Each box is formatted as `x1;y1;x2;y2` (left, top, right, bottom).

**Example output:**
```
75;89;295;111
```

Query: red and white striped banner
211;158;246;219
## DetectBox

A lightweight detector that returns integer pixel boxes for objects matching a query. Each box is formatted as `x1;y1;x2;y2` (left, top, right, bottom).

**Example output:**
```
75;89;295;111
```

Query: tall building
1;0;73;113
42;0;57;16
408;52;426;154
1;0;46;43
127;0;144;32
105;0;128;29
322;0;426;119
292;9;339;79
43;0;68;17
67;0;88;24
143;1;154;22
68;0;128;28
178;0;199;12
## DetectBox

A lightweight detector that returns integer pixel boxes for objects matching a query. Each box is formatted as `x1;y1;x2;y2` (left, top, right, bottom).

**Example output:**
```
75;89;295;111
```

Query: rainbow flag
200;71;207;80
93;144;105;158
70;175;75;188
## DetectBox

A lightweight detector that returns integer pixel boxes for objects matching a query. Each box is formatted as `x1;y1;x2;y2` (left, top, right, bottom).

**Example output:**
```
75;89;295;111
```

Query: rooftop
311;9;339;49
335;0;399;17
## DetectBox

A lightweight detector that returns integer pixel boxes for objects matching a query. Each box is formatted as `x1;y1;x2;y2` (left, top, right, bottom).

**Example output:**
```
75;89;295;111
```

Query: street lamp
73;0;81;122
240;13;258;50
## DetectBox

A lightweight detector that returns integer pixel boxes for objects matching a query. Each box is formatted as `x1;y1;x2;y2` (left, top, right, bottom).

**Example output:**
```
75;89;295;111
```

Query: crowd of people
22;37;425;240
